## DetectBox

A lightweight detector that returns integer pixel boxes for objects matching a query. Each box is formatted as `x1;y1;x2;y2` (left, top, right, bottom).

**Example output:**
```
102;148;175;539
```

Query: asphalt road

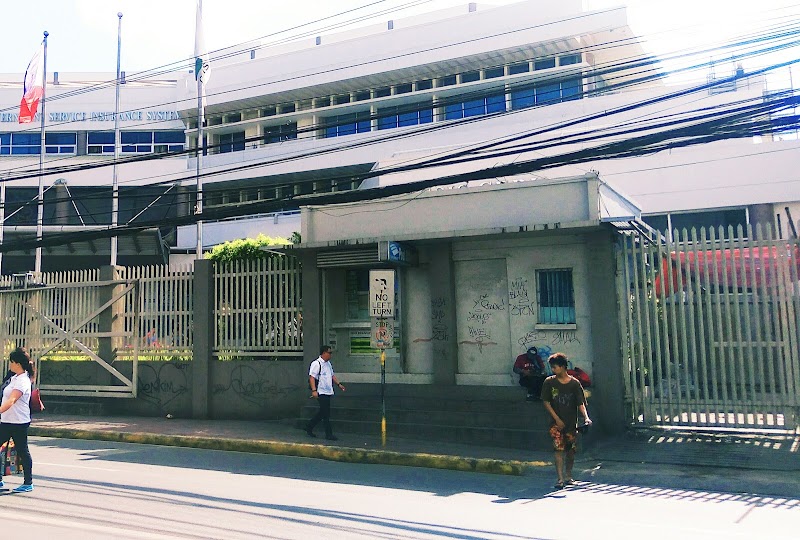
0;437;796;539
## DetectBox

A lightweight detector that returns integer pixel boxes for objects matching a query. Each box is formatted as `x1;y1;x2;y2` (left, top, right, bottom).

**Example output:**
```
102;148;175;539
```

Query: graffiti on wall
212;364;301;407
138;362;190;411
517;329;581;349
509;278;536;317
413;296;450;344
459;292;505;353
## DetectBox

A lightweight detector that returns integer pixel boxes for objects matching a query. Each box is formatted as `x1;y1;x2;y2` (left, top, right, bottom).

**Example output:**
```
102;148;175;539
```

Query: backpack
307;359;321;390
29;387;45;413
568;366;592;388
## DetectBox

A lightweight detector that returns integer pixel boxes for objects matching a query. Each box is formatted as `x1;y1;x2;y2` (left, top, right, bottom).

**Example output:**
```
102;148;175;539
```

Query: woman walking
0;347;35;492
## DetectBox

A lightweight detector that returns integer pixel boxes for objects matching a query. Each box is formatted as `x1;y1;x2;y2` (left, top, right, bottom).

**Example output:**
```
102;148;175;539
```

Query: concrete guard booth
291;173;641;434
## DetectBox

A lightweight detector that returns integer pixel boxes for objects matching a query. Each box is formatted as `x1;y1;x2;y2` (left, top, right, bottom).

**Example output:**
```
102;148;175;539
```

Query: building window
395;83;413;94
375;87;391;98
323;112;372;138
461;71;480;83
509;62;529;75
218;131;246;153
485;67;504;79
439;75;457;87
537;269;575;324
444;93;505;120
377;103;433;130
2;132;77;155
510;78;584;110
416;79;433;91
354;91;371;101
534;58;556;70
559;53;582;66
264;122;297;144
88;131;184;154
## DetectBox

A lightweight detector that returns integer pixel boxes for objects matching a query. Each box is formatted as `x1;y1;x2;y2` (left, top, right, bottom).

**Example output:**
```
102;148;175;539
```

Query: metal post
34;31;48;274
111;12;122;266
196;78;204;259
381;347;386;447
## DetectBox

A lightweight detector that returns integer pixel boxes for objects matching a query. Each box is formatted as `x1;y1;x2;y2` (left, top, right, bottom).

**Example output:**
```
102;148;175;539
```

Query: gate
617;224;799;433
0;272;140;397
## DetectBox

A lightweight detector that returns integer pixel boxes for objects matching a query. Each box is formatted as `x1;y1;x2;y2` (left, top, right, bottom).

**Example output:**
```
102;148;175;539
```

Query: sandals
553;481;565;490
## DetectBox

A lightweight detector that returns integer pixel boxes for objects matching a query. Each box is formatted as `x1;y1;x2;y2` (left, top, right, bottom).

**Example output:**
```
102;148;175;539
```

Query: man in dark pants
305;345;345;441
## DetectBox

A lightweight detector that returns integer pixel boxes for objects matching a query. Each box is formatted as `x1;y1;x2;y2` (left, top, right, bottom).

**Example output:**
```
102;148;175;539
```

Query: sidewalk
29;414;800;477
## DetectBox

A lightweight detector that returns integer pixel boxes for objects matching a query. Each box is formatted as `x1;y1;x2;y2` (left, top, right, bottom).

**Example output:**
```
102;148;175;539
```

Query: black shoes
305;428;316;438
325;435;338;441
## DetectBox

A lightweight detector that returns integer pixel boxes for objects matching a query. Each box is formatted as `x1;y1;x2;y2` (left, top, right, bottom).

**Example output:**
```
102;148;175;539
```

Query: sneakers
325;435;338;441
0;480;4;489
12;484;32;493
305;429;317;438
525;394;538;401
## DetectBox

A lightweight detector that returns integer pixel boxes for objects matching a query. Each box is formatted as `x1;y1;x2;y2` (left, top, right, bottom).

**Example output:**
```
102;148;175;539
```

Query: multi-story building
1;0;798;270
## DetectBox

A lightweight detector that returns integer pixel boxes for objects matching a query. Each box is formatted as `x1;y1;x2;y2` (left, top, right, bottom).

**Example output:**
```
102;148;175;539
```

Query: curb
29;427;548;476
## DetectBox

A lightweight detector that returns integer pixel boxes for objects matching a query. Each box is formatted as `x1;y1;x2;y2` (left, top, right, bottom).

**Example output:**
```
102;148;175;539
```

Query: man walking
541;353;591;489
305;345;345;441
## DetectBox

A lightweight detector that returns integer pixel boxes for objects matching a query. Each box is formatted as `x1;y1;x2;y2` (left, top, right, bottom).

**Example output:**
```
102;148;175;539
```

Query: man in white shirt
305;345;345;441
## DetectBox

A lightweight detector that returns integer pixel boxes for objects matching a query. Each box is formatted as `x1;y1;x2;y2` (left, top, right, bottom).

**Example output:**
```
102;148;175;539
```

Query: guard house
290;172;641;433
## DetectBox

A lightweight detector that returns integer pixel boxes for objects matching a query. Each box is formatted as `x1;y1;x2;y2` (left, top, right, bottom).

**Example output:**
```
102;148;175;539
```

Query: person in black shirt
541;353;591;489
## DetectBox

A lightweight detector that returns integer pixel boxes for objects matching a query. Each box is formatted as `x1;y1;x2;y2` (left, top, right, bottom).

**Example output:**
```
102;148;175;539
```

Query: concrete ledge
30;426;548;476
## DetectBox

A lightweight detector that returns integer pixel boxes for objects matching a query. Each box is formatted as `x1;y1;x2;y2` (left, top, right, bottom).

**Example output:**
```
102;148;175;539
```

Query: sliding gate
618;225;799;433
0;273;141;397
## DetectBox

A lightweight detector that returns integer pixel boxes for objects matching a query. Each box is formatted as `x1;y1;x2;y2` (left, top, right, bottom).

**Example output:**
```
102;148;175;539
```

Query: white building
1;0;798;272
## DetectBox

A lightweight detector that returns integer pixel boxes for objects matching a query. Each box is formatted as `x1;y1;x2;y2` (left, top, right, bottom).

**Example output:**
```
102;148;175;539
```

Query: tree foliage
205;234;291;263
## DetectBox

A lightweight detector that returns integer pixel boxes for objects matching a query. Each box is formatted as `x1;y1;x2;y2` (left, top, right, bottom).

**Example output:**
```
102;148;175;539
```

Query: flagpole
195;0;204;260
35;30;48;274
111;13;122;267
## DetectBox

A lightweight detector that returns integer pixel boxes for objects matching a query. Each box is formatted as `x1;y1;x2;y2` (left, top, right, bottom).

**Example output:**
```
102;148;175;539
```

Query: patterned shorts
549;424;577;452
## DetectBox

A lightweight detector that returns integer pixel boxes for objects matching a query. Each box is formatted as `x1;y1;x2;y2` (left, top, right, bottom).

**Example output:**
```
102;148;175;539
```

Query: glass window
264;122;297;144
561;78;582;100
534;58;556;70
375;87;391;98
121;131;152;145
88;132;114;145
536;83;561;104
218;131;245;153
378;103;433;129
510;88;535;109
416;79;433;91
485;67;504;79
154;131;185;144
537;269;575;324
461;71;480;83
354;91;371;101
509;62;529;75
486;93;506;113
396;83;412;95
323;112;372;138
559;54;582;66
439;75;457;87
8;132;76;154
463;99;485;117
444;103;463;120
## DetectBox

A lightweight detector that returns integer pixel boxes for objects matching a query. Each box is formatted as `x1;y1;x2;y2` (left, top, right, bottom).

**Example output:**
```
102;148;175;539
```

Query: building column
192;258;214;419
585;230;625;435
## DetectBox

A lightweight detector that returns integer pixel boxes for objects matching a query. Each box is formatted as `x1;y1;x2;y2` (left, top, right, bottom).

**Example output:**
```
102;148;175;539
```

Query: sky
0;0;798;86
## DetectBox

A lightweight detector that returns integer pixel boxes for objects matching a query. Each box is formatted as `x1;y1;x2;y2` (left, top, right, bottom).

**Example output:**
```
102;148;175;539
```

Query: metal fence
118;264;194;360
618;224;799;433
214;256;303;358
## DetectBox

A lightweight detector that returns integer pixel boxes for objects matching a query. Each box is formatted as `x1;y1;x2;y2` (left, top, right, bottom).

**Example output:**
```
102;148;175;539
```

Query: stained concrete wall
40;360;306;420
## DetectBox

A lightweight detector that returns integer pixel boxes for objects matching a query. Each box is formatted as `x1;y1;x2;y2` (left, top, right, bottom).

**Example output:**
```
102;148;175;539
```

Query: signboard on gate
369;270;395;318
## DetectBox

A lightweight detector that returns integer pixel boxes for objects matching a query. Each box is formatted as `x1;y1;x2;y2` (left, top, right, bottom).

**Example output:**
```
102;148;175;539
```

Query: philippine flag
19;44;44;124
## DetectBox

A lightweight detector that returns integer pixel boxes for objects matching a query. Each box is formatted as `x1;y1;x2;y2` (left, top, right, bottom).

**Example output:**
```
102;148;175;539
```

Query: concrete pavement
29;413;800;480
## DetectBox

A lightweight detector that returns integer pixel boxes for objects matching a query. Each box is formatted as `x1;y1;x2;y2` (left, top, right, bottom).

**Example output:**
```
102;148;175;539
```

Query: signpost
369;269;395;447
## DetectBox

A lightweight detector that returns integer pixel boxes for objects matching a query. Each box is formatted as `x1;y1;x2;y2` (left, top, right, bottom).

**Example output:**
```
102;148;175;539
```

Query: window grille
537;269;575;324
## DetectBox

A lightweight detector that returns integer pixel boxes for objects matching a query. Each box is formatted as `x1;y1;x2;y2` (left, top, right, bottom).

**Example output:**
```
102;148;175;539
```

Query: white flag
194;0;211;85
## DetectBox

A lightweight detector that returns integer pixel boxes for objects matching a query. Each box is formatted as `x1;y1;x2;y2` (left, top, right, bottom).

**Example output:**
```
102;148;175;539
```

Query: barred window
537;269;575;324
